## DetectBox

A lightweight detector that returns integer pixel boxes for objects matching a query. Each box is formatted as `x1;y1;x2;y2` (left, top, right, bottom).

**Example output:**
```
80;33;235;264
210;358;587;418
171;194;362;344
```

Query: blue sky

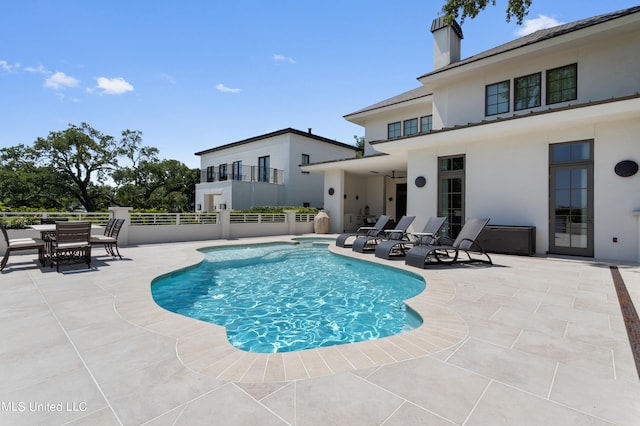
1;0;638;169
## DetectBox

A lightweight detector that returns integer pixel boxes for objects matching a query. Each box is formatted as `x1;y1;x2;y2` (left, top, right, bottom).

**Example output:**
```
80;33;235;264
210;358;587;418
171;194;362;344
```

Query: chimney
308;128;312;134
431;17;463;69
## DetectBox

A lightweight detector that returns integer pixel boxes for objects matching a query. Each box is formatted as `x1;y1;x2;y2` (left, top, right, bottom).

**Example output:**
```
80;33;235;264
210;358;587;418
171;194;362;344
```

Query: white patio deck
1;235;639;425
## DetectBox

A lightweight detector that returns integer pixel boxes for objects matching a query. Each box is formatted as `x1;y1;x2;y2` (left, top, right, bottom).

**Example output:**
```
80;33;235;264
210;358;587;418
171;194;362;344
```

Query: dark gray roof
194;128;357;156
419;5;640;78
344;85;433;118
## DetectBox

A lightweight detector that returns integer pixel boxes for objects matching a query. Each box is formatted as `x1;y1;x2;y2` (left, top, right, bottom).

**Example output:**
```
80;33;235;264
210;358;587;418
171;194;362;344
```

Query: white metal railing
0;211;112;227
229;213;286;223
295;213;315;222
129;212;219;226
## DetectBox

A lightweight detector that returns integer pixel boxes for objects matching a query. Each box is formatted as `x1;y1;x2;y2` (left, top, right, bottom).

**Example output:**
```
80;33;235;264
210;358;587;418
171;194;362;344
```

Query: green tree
113;151;198;212
442;0;532;24
353;135;365;158
32;123;131;211
0;144;72;209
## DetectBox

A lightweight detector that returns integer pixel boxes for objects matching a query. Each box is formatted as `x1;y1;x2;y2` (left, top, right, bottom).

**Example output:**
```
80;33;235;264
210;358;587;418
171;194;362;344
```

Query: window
514;73;541;111
218;163;227;181
301;153;310;174
388;122;401;139
550;140;592;163
485;81;510;116
258;156;270;182
206;166;215;182
403;118;418;136
547;64;577;104
420;115;433;132
232;161;242;181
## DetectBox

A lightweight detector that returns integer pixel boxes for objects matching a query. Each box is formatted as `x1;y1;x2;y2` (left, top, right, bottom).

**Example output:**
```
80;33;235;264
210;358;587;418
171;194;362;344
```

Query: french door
549;141;594;256
438;155;465;238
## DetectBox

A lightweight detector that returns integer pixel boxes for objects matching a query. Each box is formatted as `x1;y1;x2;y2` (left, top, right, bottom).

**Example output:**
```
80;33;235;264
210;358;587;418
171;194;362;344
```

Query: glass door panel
550;164;593;255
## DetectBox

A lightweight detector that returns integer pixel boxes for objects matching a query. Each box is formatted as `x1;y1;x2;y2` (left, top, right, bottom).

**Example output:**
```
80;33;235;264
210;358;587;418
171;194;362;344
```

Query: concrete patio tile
218;352;259;382
383;402;456;425
367;355;489;424
316;345;354;373
0;367;109;425
282;352;310;381
550;363;640;425
565;321;629;348
513;287;575;308
263;353;286;382
261;382;296;424
446;337;558;397
0;309;69;355
0;338;85;393
106;367;225;425
176;383;287;425
464;316;522;347
297;349;332;378
66;320;150;352
512;329;615;375
466;380;614;425
235;382;289;401
79;331;178;385
241;354;269;382
488;306;568;338
295;372;404;425
535;302;610;328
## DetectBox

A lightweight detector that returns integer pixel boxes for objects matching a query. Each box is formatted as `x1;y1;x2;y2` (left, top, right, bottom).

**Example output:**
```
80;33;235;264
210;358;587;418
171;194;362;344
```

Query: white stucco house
302;6;640;263
194;128;358;211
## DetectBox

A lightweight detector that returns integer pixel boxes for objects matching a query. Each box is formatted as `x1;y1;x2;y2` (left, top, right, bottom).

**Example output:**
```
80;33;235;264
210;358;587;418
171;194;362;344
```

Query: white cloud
24;65;49;74
0;60;20;72
273;54;295;64
44;71;80;89
94;77;134;95
216;83;240;93
515;15;564;36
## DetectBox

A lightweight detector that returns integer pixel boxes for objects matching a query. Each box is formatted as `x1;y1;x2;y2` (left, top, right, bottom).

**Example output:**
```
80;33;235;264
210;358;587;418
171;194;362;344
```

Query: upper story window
420;115;433;132
547;63;577;105
403;118;418;136
388;122;401;139
486;80;510;116
219;163;228;181
258;156;270;182
301;153;310;174
206;166;215;182
232;160;242;181
514;73;541;111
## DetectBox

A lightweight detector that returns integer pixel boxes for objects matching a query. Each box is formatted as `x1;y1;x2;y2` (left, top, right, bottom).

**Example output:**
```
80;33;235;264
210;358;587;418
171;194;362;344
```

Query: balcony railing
200;164;284;184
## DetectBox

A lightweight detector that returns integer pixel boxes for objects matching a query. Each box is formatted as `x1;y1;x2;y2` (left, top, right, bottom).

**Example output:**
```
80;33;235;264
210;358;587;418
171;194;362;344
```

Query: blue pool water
151;242;425;353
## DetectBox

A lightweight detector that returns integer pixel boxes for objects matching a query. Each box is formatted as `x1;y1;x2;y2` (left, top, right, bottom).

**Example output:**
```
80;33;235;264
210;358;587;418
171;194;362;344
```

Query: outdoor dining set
0;218;124;272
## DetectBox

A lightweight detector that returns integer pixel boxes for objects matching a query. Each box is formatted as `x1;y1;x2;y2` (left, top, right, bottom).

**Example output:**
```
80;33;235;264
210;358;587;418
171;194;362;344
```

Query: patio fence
1;208;318;246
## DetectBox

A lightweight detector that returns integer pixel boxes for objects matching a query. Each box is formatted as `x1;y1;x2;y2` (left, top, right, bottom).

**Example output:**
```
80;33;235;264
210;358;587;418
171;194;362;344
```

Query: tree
0;144;73;209
353;135;365;158
442;0;532;25
112;151;198;212
33;123;137;211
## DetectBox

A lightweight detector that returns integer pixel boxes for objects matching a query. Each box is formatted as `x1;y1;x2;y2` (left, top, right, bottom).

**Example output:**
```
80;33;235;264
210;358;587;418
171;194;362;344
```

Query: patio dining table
28;223;103;266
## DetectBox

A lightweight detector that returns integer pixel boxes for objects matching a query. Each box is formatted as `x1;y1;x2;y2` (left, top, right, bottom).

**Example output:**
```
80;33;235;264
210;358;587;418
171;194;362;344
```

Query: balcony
200;164;284;184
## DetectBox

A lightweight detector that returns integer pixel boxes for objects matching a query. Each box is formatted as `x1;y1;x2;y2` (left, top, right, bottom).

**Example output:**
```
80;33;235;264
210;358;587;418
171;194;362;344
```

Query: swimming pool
151;242;425;353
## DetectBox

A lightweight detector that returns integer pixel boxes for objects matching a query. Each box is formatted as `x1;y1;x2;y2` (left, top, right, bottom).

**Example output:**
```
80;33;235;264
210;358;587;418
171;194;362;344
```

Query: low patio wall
1;208;316;251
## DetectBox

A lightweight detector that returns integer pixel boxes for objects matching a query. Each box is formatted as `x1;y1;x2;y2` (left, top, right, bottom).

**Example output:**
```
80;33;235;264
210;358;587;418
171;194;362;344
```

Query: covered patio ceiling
302;153;408;178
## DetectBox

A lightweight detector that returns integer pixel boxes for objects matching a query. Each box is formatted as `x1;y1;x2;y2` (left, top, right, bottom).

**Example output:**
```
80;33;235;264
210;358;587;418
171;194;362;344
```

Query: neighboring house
303;6;640;263
194;128;358;211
